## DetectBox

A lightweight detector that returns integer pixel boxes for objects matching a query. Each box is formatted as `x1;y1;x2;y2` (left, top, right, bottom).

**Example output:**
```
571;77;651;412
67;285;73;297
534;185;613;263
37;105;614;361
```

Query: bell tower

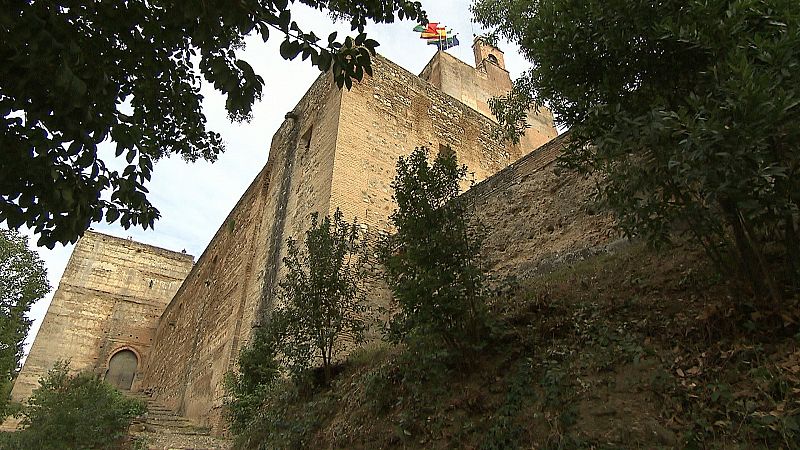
473;37;507;70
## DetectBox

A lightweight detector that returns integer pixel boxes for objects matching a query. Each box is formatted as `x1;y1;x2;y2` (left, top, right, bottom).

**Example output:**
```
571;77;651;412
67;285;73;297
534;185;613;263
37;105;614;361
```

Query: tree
473;0;800;303
380;147;486;347
0;229;49;417
270;209;370;385
0;361;146;450
0;1;426;248
223;325;282;434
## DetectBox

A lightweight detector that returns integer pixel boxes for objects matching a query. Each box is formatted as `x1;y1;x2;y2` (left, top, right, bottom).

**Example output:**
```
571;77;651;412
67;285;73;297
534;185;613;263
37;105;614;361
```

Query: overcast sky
20;1;537;357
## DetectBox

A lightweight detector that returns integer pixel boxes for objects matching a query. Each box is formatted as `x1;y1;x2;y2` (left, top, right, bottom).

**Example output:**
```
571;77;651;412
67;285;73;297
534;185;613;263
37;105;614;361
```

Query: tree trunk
720;200;764;297
785;215;800;291
738;210;782;307
323;352;331;386
719;199;782;307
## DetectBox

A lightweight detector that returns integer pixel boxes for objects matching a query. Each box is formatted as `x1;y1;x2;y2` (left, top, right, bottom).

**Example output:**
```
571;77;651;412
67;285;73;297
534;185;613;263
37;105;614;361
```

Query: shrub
224;326;282;434
272;209;371;385
380;146;487;349
225;210;370;433
1;361;145;449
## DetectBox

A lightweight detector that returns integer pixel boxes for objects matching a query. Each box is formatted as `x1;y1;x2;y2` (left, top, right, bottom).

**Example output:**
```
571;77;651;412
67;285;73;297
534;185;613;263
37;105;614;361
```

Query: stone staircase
125;392;231;450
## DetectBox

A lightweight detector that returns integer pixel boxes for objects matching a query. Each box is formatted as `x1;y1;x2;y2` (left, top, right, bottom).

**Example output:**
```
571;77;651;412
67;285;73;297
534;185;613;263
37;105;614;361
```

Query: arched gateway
105;349;138;390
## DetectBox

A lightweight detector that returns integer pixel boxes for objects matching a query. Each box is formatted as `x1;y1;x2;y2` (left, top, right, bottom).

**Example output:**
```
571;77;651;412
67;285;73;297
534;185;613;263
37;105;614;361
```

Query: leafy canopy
0;229;49;417
473;0;800;299
0;0;426;248
380;147;486;347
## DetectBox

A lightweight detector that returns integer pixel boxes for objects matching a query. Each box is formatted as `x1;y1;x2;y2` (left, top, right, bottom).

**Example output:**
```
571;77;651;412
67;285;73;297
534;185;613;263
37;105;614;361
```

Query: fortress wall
10;232;192;402
141;164;272;425
142;73;342;429
420;51;557;153
331;55;530;232
462;133;619;281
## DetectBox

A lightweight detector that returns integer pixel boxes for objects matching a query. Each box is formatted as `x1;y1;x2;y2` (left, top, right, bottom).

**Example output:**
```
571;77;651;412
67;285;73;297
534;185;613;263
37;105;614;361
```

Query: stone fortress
11;39;616;432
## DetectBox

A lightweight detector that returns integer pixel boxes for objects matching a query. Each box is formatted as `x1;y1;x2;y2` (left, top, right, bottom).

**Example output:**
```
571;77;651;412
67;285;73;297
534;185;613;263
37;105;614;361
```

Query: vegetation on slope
232;240;799;449
0;361;146;449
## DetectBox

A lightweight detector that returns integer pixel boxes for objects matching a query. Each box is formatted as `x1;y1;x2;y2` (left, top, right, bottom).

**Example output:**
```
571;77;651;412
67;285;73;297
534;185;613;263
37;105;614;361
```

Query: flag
414;21;458;50
416;22;439;34
427;35;460;51
419;22;446;40
423;23;440;33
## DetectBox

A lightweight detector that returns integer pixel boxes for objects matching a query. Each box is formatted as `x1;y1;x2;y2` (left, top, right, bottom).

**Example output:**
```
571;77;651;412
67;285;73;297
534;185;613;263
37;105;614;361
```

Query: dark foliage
473;0;800;304
380;147;487;348
0;0;426;247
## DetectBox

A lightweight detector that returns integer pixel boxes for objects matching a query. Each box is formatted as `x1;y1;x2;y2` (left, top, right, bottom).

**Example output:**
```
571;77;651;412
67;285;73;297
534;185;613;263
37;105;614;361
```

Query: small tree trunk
323;352;331;386
720;199;782;307
785;215;800;291
738;211;783;307
721;200;763;295
685;212;728;277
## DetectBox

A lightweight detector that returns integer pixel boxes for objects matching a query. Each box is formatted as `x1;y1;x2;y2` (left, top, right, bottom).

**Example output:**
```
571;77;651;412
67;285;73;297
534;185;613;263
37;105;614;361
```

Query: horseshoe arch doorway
105;349;138;390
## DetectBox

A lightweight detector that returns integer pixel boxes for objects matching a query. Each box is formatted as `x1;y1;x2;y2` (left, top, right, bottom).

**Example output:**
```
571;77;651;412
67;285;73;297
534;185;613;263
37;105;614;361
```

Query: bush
225;210;370;433
224;326;282;434
1;361;145;449
272;209;371;385
380;146;487;348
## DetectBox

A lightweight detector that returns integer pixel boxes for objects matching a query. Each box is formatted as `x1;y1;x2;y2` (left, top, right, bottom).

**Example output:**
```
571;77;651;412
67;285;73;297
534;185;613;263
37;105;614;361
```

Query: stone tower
141;51;556;429
10;231;193;402
421;37;556;153
13;49;558;431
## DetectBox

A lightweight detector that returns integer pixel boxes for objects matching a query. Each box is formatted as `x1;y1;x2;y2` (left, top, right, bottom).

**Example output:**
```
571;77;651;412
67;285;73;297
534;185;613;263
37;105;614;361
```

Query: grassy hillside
235;242;800;449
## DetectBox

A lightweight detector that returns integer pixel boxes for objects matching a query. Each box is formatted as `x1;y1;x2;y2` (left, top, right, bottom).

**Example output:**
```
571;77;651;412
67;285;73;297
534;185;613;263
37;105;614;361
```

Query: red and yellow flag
414;23;447;40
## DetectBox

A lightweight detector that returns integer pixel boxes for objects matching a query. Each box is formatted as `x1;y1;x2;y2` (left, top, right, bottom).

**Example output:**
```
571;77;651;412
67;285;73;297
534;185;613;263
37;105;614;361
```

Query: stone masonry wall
331;55;535;232
463;133;619;282
141;73;342;430
11;231;192;402
420;50;511;119
143;52;563;432
321;54;558;326
419;49;557;154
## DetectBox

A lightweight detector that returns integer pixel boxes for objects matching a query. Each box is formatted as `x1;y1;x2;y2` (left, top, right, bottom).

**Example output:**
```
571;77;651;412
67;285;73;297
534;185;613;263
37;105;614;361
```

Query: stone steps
124;391;231;450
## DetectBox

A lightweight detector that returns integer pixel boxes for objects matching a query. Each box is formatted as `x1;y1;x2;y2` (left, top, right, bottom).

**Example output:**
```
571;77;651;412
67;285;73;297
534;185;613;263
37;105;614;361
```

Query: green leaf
280;39;301;60
105;208;120;223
